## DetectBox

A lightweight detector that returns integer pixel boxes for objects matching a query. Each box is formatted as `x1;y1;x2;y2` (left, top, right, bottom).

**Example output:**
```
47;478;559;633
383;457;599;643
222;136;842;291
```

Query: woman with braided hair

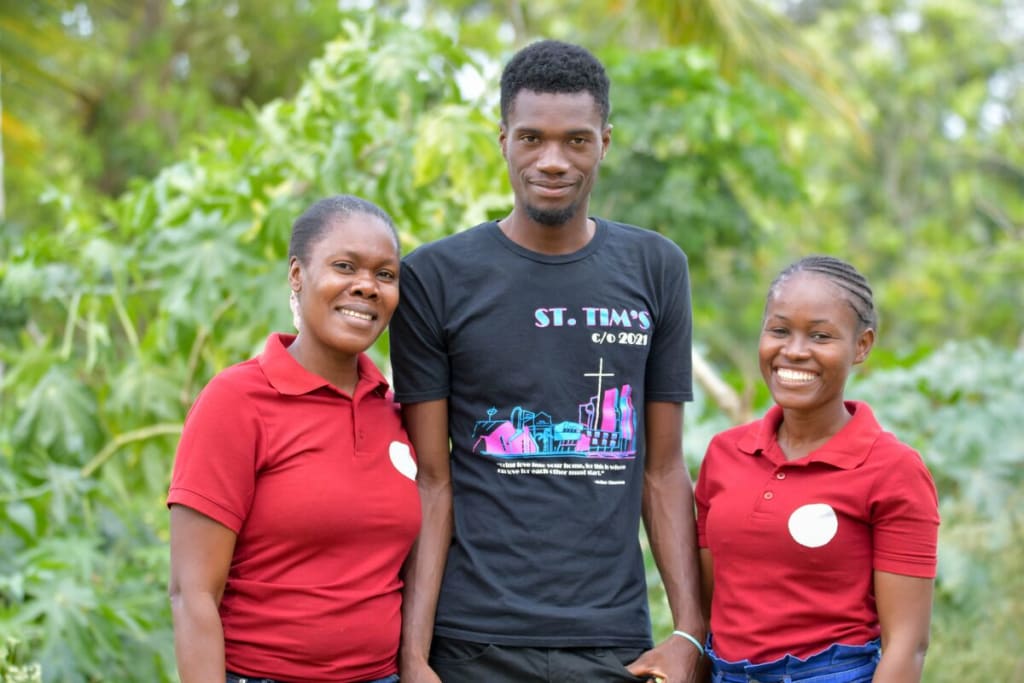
695;256;939;683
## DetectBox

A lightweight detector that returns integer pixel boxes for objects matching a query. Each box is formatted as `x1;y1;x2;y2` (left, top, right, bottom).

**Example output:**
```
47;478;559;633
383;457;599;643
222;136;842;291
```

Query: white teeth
777;368;815;383
340;309;373;321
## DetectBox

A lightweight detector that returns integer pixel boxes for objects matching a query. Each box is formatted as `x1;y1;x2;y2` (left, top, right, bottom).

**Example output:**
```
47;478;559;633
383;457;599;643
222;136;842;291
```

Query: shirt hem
873;559;937;579
167;487;244;533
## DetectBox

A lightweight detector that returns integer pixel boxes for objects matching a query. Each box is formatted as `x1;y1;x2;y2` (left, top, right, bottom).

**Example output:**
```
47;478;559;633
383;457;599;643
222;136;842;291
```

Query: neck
777;401;852;460
499;208;595;255
287;334;360;395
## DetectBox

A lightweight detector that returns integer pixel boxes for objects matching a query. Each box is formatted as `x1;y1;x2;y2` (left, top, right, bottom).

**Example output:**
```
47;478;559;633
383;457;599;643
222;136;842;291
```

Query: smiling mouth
338;308;376;322
532;182;573;194
776;368;816;383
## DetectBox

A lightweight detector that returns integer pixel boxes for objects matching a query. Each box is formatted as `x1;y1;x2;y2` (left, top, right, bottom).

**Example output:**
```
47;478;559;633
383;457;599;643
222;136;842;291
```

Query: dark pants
428;636;651;683
226;672;399;683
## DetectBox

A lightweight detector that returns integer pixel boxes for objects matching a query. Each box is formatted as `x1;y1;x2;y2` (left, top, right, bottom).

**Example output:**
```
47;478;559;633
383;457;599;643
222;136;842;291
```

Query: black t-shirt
390;219;693;647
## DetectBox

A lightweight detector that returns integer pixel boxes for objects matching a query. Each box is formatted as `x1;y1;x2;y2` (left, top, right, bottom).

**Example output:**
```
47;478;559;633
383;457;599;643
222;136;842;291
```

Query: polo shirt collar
737;400;881;469
257;333;390;398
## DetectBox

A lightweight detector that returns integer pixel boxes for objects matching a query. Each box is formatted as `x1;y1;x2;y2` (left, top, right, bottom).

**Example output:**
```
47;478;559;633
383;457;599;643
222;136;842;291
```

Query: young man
390;40;703;683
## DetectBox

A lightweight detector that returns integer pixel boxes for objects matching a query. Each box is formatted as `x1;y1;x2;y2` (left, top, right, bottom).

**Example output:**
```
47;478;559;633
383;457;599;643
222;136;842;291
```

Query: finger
626;663;668;678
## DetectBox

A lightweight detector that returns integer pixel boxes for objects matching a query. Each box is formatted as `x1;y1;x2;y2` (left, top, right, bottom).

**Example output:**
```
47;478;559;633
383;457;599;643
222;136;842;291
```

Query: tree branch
80;423;183;478
692;347;749;424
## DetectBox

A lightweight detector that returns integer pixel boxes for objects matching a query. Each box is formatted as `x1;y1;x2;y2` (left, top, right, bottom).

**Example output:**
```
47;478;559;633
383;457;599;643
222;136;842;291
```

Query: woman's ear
288;256;302;292
854;327;875;364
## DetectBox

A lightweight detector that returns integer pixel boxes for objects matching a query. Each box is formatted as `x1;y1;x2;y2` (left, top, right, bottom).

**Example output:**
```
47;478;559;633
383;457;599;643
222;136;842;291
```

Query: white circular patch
787;503;838;548
389;441;417;481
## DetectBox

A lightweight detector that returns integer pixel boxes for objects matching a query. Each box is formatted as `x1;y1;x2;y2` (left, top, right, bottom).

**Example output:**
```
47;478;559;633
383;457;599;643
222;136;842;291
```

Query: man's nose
536;142;570;173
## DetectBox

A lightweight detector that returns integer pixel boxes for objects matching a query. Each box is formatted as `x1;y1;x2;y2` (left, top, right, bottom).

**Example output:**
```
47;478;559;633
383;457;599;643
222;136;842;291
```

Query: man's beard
526;201;578;226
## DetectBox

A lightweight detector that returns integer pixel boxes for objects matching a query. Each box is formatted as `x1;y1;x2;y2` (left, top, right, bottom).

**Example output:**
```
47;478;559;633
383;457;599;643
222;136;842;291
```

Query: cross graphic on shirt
584;358;614;428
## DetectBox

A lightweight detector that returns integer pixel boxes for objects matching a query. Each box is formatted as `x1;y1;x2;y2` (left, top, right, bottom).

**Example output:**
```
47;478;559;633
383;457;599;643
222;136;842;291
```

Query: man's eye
377;270;397;281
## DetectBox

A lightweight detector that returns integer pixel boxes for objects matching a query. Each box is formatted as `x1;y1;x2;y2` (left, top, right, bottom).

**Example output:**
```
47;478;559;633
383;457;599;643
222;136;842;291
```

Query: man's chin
526;204;578;226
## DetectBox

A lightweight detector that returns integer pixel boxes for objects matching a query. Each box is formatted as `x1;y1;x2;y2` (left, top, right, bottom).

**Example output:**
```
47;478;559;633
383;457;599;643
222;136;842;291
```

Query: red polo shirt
168;333;420;682
695;401;938;664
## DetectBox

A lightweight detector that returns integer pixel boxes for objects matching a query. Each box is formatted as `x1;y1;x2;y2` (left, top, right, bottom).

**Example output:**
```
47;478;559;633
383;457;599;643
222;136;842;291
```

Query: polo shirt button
776;472;786;480
763;491;774;500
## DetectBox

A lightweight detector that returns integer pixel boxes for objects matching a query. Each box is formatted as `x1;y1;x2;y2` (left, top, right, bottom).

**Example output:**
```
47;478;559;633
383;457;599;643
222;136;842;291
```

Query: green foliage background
0;2;1021;681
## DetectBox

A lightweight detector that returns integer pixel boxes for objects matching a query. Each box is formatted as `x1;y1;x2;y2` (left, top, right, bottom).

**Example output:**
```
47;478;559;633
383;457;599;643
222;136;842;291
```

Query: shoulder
403;222;496;269
705;403;781;458
598;220;690;290
178;358;268;450
600;218;688;262
716;418;762;441
708;417;762;452
866;430;939;526
869;430;934;482
188;357;266;414
702;417;768;473
850;403;937;498
398;223;506;305
848;402;925;468
696;418;767;499
201;356;263;393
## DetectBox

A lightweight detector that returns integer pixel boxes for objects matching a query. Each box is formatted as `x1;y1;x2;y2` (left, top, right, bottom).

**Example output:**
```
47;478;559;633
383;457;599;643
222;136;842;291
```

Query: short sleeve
645;241;693;402
694;435;719;549
695;471;710;548
167;372;263;533
389;259;450;403
870;450;940;578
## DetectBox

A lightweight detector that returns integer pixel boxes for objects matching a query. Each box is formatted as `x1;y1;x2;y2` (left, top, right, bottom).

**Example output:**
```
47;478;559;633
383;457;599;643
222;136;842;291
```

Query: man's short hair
499;40;610;125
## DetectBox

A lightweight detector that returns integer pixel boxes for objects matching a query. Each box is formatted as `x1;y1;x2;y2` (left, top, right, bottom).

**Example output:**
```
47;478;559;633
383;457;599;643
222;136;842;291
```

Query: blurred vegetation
0;1;1021;680
0;637;41;683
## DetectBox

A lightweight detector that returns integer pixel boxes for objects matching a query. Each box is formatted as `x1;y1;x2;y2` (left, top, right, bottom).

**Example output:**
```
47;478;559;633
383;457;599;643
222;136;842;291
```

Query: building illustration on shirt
471;359;637;459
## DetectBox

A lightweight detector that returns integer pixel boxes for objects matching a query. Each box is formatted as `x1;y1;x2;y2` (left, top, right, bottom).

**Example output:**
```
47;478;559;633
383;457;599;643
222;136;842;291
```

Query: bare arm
698;549;714;630
627;401;704;683
399;399;452;683
168;504;236;683
695;549;715;683
872;571;934;683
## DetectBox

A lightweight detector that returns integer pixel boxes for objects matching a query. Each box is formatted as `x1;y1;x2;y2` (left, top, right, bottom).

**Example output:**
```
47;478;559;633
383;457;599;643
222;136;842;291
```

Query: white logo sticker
788;503;838;548
389;441;417;481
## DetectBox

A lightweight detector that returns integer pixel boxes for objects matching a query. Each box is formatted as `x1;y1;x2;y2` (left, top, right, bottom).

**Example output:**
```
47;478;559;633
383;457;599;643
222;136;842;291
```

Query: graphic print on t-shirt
471;358;636;459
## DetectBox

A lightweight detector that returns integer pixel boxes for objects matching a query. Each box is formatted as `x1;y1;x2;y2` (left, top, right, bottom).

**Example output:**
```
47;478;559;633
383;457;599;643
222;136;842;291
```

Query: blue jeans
707;639;881;683
226;672;398;683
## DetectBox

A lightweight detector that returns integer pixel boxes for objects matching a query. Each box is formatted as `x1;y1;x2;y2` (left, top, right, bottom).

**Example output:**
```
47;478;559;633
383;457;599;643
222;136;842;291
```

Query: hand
399;656;443;683
626;635;702;683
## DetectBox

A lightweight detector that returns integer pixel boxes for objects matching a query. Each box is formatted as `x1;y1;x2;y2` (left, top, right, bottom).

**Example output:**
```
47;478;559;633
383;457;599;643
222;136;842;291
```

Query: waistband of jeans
708;638;881;677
